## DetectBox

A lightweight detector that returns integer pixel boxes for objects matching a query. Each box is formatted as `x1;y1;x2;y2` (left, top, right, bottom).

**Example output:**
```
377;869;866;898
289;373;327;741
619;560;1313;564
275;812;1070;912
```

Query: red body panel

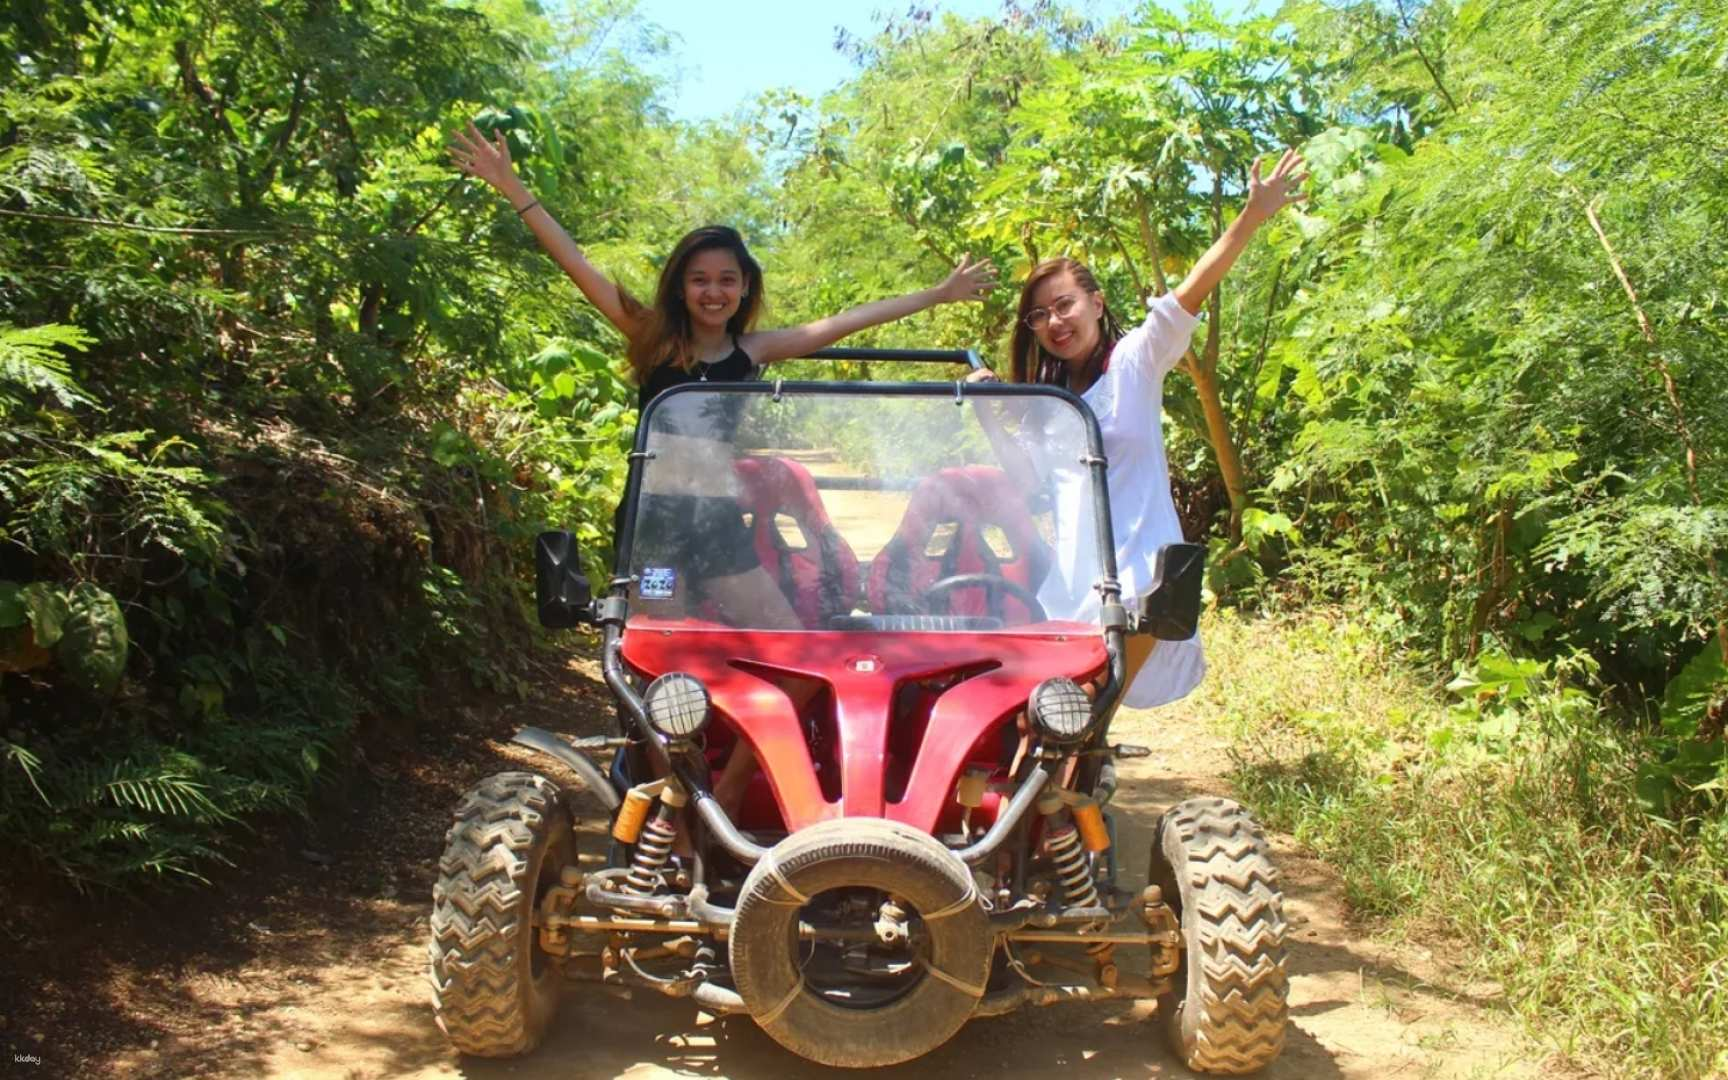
620;620;1106;832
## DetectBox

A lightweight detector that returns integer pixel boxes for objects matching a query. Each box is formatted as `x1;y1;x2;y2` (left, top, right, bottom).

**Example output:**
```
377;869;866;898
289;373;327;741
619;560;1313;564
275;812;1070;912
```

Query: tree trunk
1195;303;1249;543
1137;189;1250;541
1188;359;1249;541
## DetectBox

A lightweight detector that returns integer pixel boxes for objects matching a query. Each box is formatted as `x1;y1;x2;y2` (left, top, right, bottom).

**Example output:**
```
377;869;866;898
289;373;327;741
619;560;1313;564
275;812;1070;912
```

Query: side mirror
1137;543;1205;641
535;530;593;628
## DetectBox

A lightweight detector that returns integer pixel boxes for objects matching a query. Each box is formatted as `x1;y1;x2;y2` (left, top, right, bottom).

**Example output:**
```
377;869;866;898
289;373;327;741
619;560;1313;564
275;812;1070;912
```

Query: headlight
644;673;711;740
1028;677;1092;745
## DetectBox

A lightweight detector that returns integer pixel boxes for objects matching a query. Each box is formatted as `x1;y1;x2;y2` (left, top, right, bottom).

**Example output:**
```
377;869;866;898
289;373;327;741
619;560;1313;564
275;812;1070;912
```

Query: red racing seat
866;466;1050;622
733;456;861;629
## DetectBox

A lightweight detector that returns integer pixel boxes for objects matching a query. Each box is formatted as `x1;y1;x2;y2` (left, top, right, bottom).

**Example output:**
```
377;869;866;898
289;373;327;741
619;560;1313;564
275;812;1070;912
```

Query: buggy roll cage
804;346;986;370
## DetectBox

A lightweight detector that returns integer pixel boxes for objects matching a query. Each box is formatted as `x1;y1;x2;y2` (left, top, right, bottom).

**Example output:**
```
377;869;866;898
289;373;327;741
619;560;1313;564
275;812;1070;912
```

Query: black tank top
615;344;759;555
635;344;758;413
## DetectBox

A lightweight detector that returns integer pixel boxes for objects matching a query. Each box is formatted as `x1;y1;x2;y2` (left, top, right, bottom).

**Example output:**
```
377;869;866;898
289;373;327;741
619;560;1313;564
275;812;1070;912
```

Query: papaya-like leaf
19;582;69;647
0;581;22;629
1660;644;1728;738
55;583;129;696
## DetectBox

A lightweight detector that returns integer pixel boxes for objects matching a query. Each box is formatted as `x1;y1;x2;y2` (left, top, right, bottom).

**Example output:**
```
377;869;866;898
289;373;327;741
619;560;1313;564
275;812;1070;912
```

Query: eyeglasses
1023;293;1083;331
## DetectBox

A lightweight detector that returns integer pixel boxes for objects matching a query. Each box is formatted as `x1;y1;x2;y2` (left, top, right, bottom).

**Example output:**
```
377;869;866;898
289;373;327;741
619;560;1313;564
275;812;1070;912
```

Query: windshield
621;385;1108;634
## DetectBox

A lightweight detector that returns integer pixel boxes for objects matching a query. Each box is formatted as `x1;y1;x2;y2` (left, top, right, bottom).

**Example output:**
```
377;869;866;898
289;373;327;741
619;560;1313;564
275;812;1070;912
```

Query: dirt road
8;647;1539;1079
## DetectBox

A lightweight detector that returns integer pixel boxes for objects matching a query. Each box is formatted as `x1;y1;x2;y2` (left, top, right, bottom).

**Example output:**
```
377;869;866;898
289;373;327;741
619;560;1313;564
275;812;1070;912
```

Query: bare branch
0;207;278;237
1392;0;1458;113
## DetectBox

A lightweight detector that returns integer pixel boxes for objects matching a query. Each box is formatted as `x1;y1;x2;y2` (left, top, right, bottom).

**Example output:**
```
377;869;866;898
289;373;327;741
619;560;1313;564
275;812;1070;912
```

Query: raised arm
742;255;997;365
963;367;1040;492
1171;149;1308;317
448;121;636;337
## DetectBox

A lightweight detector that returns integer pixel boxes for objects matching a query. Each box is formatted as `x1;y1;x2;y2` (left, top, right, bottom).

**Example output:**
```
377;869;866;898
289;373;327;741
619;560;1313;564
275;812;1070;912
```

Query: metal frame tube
974;978;1166;1017
600;626;671;771
804;347;983;368
1006;928;1176;946
957;763;1052;866
681;766;769;865
691;982;747;1015
686;883;737;929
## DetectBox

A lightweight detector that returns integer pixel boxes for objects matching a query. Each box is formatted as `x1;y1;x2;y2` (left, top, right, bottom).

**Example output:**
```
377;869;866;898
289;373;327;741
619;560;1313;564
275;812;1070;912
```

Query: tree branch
1393;0;1458;113
1134;193;1203;374
1108;226;1148;303
1576;188;1725;663
249;68;310;201
173;40;240;145
0;207;276;236
405;178;466;238
1133;192;1171;296
1247;256;1286;406
1204;168;1224;377
1019;222;1039;267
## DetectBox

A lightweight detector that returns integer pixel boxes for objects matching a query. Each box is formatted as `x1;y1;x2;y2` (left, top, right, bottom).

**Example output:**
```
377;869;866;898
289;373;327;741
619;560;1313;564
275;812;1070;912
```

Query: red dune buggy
428;353;1289;1072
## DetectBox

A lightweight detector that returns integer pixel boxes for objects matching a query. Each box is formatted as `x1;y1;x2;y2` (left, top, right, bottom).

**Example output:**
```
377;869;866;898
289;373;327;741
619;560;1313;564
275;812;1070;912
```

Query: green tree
0;0;753;886
972;5;1325;540
1269;0;1727;688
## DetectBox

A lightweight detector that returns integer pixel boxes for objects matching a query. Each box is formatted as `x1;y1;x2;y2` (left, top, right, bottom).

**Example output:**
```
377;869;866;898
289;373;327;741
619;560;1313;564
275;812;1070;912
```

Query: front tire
429;771;574;1057
1150;797;1289;1074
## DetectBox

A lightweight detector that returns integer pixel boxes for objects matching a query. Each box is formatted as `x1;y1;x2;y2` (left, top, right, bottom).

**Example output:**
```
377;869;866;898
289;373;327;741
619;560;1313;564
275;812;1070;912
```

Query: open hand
936;253;998;304
447;120;519;192
1243;149;1310;226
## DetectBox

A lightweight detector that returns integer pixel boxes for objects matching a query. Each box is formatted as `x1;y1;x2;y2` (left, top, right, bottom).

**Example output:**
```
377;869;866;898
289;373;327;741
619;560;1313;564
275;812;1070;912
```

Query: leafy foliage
1268;0;1727;683
0;322;93;412
0;0;1720;922
0;0;692;888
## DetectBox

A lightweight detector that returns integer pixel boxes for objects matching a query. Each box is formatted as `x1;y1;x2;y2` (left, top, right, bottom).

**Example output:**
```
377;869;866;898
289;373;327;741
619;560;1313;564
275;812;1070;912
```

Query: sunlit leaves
1270;0;1727;677
0;323;94;415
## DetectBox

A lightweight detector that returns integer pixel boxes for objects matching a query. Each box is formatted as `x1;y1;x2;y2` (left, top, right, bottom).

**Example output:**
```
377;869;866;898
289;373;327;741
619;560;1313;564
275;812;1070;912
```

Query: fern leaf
0;323;94;412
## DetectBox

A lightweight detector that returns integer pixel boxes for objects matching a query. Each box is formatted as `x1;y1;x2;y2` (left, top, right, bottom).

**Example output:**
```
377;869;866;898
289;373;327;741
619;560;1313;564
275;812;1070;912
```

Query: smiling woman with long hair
973;149;1309;708
450;121;996;808
447;119;993;610
447;122;994;414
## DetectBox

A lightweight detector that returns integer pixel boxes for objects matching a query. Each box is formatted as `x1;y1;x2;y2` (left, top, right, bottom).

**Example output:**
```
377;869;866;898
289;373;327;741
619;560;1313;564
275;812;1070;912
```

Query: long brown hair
620;225;765;384
1008;258;1125;393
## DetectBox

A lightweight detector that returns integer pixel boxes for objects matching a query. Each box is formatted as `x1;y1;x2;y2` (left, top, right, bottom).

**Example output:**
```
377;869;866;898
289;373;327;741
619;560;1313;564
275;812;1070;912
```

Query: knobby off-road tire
429;771;575;1057
730;818;991;1068
1151;796;1289;1075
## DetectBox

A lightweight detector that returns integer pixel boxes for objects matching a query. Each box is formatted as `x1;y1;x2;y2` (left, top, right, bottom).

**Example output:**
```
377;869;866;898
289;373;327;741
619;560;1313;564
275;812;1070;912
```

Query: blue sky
633;0;1147;120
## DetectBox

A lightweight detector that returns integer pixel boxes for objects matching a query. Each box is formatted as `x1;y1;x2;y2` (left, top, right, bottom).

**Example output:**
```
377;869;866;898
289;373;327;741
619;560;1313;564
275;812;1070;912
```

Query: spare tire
729;818;989;1068
1151;796;1289;1075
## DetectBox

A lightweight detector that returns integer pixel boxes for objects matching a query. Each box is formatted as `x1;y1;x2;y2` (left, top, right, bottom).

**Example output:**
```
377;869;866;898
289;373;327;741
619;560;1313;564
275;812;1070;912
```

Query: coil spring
1046;824;1110;957
623;809;677;895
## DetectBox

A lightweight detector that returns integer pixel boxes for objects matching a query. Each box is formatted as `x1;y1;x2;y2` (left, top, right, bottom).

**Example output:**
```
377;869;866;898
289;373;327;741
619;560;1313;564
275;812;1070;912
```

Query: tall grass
1196;609;1728;1079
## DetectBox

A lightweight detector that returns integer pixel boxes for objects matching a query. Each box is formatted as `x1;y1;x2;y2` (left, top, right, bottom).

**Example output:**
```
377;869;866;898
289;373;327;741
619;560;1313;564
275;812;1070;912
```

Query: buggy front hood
621;620;1105;832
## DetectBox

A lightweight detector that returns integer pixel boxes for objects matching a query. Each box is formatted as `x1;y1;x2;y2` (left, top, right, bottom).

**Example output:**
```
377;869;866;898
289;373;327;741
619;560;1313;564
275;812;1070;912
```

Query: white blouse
1033;292;1205;708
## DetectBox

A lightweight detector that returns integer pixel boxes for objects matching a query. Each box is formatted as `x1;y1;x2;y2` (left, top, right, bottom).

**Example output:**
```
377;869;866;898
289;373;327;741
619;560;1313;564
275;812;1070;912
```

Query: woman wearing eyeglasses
971;149;1308;708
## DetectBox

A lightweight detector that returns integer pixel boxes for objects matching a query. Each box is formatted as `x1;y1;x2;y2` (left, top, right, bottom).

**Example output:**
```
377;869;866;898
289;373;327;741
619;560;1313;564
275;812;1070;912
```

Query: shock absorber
1041;797;1116;982
621;780;688;896
1044;823;1103;912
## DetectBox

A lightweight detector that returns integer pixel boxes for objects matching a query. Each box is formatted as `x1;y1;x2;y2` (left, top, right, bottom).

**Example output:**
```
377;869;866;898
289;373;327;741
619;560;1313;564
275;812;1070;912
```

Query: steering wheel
918;573;1047;623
